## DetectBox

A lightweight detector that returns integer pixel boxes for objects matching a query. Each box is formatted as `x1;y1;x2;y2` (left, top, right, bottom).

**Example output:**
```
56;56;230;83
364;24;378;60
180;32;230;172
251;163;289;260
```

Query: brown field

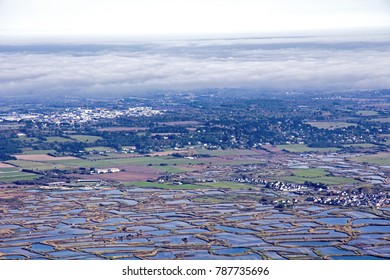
158;121;200;126
261;145;283;153
0;163;14;168
73;165;162;182
98;127;148;132
14;154;77;161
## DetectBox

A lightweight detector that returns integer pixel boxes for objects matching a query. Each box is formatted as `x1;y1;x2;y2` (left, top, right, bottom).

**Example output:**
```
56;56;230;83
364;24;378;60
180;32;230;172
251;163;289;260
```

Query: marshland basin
0;182;389;260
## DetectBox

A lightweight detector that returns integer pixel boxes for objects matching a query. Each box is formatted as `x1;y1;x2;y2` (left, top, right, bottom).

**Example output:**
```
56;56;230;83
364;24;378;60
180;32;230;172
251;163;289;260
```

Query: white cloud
0;35;389;97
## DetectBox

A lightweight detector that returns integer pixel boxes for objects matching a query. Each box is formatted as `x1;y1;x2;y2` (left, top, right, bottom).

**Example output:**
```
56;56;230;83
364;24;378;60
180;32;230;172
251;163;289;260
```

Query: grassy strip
200;181;250;190
70;135;103;142
351;152;390;165
356;110;378;116
152;165;186;174
45;137;74;143
277;144;339;153
282;168;356;185
21;149;56;155
123;181;204;189
196;148;259;156
0;173;40;183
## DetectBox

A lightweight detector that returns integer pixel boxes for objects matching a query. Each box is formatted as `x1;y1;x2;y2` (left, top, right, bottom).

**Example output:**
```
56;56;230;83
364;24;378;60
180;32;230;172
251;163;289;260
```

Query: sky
0;1;389;97
0;0;389;37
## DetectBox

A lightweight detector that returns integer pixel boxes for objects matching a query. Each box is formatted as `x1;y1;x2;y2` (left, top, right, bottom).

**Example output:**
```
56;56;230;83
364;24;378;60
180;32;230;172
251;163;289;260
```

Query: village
0;106;162;125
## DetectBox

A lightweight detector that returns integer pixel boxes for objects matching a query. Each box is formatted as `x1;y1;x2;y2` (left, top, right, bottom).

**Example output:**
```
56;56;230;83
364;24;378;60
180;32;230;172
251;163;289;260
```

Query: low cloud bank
0;35;389;97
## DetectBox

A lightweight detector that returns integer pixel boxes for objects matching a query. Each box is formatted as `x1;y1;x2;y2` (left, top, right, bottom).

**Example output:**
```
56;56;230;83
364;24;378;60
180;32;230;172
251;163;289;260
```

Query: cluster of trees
0;131;20;160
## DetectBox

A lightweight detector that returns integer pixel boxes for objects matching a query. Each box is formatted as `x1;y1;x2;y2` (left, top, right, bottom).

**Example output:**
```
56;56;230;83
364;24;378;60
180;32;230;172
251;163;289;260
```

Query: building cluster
265;181;309;192
306;191;389;208
0;113;39;122
0;107;162;124
229;177;267;184
92;168;121;174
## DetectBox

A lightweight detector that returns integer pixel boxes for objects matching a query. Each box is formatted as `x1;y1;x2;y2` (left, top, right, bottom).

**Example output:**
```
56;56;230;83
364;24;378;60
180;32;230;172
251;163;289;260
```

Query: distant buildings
93;168;121;174
0;107;163;125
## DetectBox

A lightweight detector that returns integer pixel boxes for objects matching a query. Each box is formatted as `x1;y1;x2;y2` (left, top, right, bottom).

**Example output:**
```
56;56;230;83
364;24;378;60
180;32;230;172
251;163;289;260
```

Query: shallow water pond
0;224;21;229
83;246;151;253
147;251;176;259
280;241;337;247
30;243;55;253
2;255;28;260
166;199;191;205
352;219;390;226
103;217;128;224
227;215;253;221
62;217;86;224
318;217;349;225
131;226;158;232
214;247;249;255
316;246;355;256
331;255;386;260
145;230;171;236
358;225;390;233
160;221;191;229
215;225;254;233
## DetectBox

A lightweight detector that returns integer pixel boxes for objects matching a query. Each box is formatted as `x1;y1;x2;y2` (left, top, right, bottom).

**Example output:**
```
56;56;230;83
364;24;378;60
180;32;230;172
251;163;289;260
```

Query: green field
356;110;379;116
196;149;260;156
82;154;112;160
6;156;188;170
69;135;103;143
31;156;196;169
17;137;39;142
123;181;204;189
294;168;328;178
370;118;390;123
152;165;186;174
306;121;356;129
277;144;340;153
46;137;74;143
343;143;377;148
351;153;390;165
21;149;56;155
198;157;265;166
283;175;355;185
283;168;356;185
0;170;40;183
201;181;250;190
0;167;19;172
6;160;68;171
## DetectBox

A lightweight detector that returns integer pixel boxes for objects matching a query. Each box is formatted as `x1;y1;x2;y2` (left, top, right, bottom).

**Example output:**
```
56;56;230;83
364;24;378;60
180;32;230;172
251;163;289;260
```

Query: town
0;106;162;124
